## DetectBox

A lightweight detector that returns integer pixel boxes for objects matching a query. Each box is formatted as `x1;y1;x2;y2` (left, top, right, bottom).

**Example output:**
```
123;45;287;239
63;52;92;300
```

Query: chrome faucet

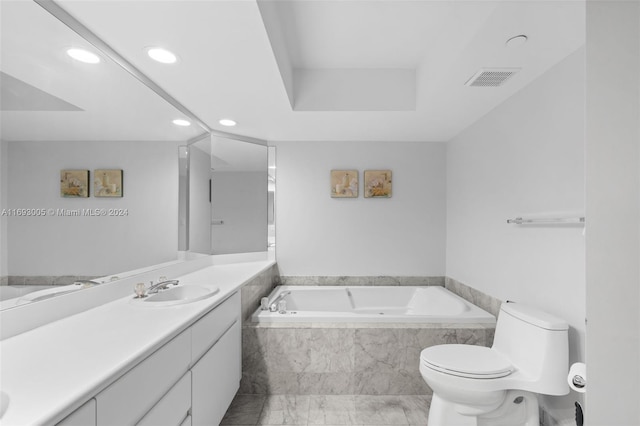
269;291;290;312
147;280;179;294
73;279;101;288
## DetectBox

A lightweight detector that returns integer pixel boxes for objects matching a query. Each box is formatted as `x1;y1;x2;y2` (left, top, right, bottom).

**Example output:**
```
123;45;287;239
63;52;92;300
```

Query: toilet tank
492;302;569;395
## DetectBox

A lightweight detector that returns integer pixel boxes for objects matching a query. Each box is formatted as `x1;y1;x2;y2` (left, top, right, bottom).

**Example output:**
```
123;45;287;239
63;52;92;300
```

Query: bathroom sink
137;285;219;306
17;284;83;304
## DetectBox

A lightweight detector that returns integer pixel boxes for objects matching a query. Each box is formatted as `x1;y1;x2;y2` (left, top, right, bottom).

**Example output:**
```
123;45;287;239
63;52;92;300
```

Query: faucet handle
134;283;147;298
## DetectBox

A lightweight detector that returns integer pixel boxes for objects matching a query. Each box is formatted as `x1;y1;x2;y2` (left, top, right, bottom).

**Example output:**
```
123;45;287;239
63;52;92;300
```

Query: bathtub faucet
269;291;291;312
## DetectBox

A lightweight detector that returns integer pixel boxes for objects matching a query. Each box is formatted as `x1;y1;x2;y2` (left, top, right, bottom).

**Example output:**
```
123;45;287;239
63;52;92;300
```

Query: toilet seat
421;344;514;379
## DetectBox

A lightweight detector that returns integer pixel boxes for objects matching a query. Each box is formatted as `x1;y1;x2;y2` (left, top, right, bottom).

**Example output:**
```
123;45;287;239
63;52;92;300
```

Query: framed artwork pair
331;169;392;199
60;169;123;198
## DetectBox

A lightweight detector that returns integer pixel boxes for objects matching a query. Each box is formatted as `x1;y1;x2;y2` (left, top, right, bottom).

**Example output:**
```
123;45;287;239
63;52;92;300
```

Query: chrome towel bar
507;217;585;225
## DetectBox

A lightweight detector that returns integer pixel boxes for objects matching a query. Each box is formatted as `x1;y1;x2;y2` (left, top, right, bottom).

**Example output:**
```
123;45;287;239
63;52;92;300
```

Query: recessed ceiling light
66;48;100;64
219;119;237;127
172;119;191;127
506;35;528;48
147;47;178;64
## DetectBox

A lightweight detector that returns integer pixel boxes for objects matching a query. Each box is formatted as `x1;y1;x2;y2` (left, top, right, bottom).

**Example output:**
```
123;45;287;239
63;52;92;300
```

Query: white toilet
419;302;569;426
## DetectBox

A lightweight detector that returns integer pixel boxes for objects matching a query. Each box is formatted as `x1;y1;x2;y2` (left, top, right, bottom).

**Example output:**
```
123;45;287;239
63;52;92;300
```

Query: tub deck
252;285;496;324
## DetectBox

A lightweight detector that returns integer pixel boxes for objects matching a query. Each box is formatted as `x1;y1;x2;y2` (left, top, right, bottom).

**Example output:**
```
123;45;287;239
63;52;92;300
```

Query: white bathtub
252;285;495;324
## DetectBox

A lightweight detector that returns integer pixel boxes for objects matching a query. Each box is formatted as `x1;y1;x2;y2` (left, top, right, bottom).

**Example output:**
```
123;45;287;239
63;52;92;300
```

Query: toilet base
428;390;540;426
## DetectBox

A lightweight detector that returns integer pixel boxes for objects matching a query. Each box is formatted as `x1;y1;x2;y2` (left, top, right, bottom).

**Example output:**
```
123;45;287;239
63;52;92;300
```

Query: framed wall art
364;170;392;198
60;170;89;198
94;169;123;197
330;170;358;198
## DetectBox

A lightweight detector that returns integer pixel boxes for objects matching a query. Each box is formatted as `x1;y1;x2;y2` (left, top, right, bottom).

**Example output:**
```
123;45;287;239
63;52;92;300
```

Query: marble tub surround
221;393;431;425
5;275;98;286
279;276;445;286
0;276;8;286
240;322;494;396
241;264;279;323
444;277;502;318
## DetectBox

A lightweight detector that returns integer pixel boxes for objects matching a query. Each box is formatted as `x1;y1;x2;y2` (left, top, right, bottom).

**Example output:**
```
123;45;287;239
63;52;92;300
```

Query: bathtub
251;285;495;324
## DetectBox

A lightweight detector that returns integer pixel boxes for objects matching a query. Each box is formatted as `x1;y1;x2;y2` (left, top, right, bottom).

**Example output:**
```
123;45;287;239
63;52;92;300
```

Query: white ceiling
260;1;585;115
6;0;586;143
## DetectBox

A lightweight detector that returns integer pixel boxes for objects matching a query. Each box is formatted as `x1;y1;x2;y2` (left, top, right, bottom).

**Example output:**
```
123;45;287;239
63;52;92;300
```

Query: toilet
420;302;569;426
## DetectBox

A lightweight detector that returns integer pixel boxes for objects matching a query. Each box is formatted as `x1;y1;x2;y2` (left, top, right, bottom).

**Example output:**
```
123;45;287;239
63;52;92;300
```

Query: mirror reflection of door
187;136;268;255
188;136;213;254
210;137;267;255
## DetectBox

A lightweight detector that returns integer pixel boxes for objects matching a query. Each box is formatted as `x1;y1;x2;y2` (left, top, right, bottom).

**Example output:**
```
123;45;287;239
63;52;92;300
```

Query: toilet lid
421;345;513;379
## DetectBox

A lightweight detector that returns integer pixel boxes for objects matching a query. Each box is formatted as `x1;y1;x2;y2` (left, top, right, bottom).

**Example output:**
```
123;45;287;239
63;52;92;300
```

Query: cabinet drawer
191;320;241;426
191;292;240;362
96;331;190;425
137;371;191;426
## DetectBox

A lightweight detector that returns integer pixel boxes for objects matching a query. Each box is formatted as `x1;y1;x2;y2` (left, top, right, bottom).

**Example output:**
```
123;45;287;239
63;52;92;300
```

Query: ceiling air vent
465;68;520;87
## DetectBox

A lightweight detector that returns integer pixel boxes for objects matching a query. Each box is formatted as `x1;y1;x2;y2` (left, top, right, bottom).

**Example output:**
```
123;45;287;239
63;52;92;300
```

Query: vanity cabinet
192;320;241;425
95;331;191;425
191;292;240;361
56;399;96;426
84;291;241;426
190;291;241;425
137;372;192;426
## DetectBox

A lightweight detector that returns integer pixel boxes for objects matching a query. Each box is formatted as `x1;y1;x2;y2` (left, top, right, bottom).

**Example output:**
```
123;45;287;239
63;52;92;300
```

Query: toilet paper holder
568;362;587;393
572;374;586;389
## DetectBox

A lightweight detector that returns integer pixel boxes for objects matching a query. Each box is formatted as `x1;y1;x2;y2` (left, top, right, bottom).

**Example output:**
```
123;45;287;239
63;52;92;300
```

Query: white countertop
0;259;274;426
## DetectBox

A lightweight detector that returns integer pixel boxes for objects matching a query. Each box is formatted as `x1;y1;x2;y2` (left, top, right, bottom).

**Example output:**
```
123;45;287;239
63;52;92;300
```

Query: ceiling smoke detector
465;68;520;87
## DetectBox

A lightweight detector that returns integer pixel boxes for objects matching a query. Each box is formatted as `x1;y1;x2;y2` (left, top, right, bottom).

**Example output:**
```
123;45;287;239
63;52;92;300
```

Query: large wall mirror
0;0;267;309
187;136;271;255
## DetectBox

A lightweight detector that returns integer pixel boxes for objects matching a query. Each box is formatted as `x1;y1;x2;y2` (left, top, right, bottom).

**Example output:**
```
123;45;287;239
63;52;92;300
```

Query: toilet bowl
420;302;569;426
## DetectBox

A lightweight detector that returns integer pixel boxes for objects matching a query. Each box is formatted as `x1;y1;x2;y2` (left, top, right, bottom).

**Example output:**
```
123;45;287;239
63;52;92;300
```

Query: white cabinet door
191;292;240;364
56;399;96;426
191;320;241;426
137;372;191;426
96;331;190;425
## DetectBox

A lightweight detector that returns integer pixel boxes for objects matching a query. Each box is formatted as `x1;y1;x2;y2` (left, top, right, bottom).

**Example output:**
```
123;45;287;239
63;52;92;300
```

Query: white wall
211;171;267;254
6;140;179;276
273;141;446;276
446;49;586;420
585;2;640;424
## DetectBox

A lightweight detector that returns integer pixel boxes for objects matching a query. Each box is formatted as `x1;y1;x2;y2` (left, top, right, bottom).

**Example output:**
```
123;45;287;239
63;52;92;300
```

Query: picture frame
94;169;123;197
330;170;358;198
364;170;392;198
60;170;89;198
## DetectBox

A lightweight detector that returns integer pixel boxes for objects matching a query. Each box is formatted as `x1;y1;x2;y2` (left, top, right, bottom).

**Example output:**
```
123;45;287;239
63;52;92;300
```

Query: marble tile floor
221;394;431;426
